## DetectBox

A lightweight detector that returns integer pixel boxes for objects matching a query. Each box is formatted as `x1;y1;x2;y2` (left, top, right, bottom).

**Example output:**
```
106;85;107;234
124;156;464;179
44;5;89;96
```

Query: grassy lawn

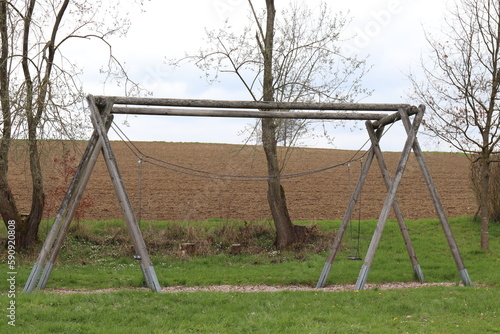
0;217;499;332
5;287;499;333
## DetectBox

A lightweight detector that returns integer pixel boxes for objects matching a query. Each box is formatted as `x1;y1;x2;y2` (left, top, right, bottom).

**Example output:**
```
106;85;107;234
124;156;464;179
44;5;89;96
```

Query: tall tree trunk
261;0;306;249
0;0;22;234
262;119;303;248
20;133;45;248
17;0;69;248
1;0;45;249
479;156;489;250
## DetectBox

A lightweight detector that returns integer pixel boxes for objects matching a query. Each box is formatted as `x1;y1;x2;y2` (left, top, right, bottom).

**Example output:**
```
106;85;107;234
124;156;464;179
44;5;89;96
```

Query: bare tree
410;0;500;249
180;0;370;249
0;0;142;249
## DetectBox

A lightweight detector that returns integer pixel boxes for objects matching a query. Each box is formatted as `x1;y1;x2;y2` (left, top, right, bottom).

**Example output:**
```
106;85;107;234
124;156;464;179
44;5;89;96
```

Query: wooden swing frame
23;95;472;293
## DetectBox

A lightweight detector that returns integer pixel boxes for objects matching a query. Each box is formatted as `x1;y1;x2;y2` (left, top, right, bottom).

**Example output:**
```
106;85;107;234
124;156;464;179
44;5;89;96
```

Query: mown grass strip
2;287;498;333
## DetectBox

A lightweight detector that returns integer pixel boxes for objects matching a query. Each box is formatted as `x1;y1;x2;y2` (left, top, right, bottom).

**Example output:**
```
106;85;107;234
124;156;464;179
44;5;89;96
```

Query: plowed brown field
8;140;476;221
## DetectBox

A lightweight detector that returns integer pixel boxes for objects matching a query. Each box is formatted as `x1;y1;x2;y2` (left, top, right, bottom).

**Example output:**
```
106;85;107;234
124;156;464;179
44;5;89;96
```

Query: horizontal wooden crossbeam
112;106;393;121
94;95;411;112
94;95;419;125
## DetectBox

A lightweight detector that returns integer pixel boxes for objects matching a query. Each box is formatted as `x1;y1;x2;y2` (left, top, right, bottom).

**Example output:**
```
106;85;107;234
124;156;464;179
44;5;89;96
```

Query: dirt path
45;282;460;294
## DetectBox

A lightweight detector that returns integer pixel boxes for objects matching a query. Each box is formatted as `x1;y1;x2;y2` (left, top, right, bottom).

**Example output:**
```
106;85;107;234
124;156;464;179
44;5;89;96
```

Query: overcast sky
74;0;451;152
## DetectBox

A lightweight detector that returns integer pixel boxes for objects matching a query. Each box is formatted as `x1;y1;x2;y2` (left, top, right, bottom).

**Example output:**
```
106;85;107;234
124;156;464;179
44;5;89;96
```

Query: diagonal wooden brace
365;119;424;283
399;106;472;286
23;114;113;293
88;95;161;292
316;125;385;288
355;107;425;290
37;134;106;290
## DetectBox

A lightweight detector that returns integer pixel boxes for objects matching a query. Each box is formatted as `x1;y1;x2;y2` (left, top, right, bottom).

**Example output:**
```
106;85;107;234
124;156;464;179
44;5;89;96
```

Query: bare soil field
8;140;476;222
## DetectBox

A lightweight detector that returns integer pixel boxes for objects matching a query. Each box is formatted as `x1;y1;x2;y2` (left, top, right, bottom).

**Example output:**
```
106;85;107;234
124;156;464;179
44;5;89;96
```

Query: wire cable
109;121;391;182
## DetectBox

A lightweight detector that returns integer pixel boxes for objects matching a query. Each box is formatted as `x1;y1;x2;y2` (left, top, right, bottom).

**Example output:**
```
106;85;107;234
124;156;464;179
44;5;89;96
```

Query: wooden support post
23;124;107;292
399;107;472;286
354;107;424;291
365;120;424;283
371;106;419;129
316;130;381;288
37;134;107;290
88;95;161;292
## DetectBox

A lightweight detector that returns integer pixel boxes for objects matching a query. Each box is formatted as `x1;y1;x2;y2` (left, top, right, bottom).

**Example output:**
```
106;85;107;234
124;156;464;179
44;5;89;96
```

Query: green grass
0;217;499;332
2;287;499;333
3;217;498;288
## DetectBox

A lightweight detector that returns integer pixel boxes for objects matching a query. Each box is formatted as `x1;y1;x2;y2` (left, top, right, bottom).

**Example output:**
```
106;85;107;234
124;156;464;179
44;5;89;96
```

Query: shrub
59;220;338;259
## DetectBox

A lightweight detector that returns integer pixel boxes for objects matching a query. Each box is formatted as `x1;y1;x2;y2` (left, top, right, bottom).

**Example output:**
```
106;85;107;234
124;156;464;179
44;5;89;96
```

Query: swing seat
347;256;362;261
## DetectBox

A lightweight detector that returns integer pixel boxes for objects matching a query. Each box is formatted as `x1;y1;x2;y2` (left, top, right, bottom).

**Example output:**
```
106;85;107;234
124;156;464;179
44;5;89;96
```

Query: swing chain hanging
348;158;363;260
111;121;370;182
137;157;143;225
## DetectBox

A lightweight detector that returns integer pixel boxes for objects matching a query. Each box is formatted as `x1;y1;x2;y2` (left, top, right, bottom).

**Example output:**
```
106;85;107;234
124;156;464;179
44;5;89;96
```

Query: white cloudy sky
72;0;451;151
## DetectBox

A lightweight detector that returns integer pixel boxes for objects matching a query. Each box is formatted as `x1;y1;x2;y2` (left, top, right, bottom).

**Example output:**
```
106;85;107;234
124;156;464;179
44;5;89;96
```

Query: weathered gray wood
372;106;419;129
23;125;105;293
316;128;382;288
354;107;425;291
95;95;410;112
35;112;113;291
37;134;107;290
365;120;424;283
88;96;161;292
112;106;392;121
399;107;472;286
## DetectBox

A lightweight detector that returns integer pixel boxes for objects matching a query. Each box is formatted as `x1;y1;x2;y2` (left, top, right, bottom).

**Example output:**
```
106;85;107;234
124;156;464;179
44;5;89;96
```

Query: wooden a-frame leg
37;134;108;290
365;120;424;283
23;125;107;292
399;106;472;286
316;128;384;288
355;107;425;291
88;95;161;292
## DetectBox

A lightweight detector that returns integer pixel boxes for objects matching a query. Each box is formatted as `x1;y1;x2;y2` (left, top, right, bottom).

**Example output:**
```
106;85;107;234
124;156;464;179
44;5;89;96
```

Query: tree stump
230;243;242;255
180;242;196;256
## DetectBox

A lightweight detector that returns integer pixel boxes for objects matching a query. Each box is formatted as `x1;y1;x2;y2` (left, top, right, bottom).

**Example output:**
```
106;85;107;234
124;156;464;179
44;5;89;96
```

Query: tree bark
0;0;22;235
479;156;490;250
261;0;306;249
0;0;46;249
